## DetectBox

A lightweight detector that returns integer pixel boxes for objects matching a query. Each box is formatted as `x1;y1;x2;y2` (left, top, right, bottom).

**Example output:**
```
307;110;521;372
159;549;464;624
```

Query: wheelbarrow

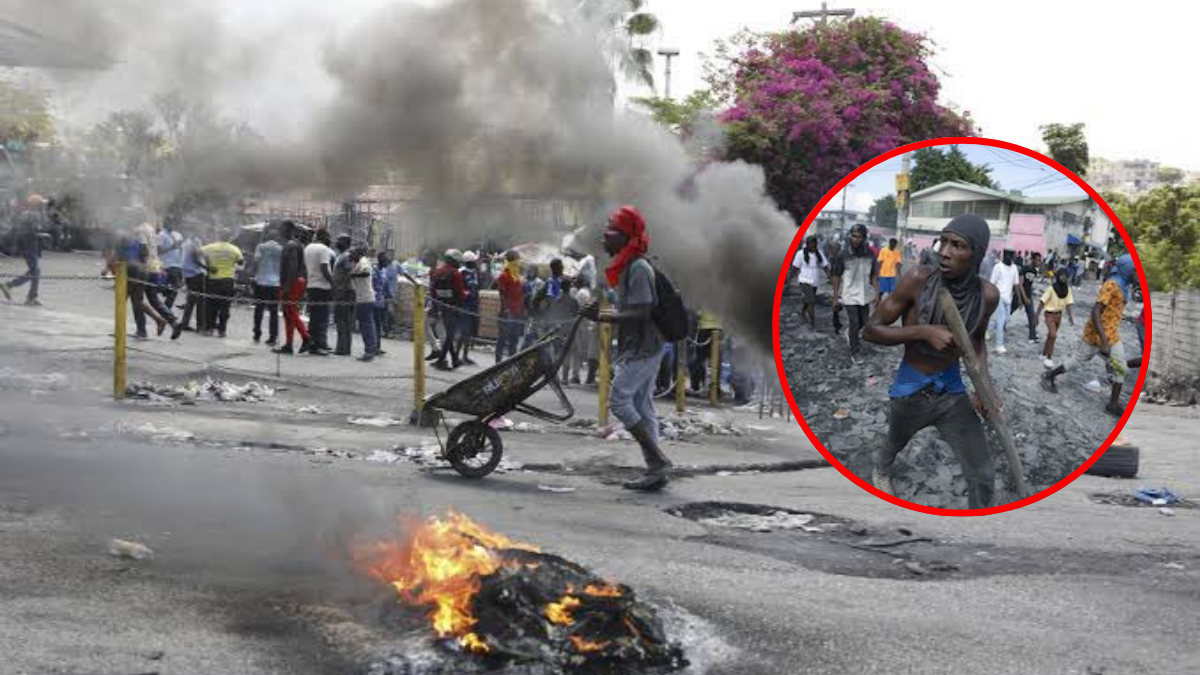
424;314;585;478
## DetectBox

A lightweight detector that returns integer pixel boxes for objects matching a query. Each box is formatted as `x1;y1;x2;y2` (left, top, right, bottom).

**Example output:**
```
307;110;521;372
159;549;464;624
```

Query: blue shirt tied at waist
889;359;967;399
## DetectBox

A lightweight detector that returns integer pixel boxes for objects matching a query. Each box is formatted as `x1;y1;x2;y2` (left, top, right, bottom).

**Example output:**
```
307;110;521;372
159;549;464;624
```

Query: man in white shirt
303;229;336;355
790;235;829;330
988;248;1021;354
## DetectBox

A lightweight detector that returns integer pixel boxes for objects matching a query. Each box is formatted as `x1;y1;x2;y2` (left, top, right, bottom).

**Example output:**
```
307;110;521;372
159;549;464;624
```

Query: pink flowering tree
706;19;976;225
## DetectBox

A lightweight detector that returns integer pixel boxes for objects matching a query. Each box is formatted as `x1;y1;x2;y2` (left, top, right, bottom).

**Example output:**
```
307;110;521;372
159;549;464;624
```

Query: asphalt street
1;253;1198;675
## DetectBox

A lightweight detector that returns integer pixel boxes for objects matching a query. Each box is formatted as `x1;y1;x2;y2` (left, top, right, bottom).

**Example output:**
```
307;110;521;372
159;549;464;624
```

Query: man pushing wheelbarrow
423;205;678;491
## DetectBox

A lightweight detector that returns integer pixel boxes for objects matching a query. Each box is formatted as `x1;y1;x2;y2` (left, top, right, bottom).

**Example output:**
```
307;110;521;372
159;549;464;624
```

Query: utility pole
657;47;680;100
897;152;912;258
792;2;855;26
840;182;854;234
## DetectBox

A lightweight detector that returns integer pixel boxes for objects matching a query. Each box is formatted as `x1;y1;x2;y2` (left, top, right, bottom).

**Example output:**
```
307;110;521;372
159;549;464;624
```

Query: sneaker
253;334;261;343
622;473;668;491
872;468;895;496
357;355;374;362
24;298;41;307
432;361;452;371
374;350;386;356
265;338;277;347
1028;338;1039;345
309;347;330;357
170;324;184;341
425;351;442;362
1041;356;1054;369
850;355;864;366
462;357;477;366
1040;373;1058;394
995;345;1007;355
273;345;294;355
1083;379;1104;393
0;283;10;301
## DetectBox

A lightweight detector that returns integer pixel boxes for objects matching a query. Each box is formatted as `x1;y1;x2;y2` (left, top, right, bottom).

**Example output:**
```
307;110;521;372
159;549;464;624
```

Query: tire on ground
1085;444;1139;478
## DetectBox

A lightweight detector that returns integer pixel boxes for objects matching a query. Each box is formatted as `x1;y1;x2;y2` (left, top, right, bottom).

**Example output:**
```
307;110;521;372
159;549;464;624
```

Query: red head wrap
604;205;651;287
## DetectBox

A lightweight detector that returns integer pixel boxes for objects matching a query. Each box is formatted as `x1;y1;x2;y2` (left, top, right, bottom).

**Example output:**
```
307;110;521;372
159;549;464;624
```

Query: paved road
2;253;1199;674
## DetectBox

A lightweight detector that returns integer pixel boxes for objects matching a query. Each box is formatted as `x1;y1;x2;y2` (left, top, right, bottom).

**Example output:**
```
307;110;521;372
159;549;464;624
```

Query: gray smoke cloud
6;0;796;349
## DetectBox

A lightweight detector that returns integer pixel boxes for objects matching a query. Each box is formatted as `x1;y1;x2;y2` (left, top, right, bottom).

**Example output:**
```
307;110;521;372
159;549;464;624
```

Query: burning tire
446;421;504;478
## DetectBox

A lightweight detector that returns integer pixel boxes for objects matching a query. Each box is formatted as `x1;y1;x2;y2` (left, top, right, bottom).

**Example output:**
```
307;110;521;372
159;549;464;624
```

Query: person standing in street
273;221;311;355
304;229;336;355
349;246;380;362
1036;267;1075;368
251;229;283;345
1;194;48;306
790;235;829;330
172;228;209;338
987;249;1021;355
1019;251;1043;345
496;249;526;363
157;222;184;309
200;236;243;338
875;237;903;302
581;205;673;491
457;251;481;366
430;249;467;371
331;234;355;356
830;224;877;365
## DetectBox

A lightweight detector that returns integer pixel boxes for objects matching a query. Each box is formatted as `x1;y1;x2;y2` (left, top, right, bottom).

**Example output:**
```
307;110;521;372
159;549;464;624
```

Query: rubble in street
779;281;1144;509
125;378;276;404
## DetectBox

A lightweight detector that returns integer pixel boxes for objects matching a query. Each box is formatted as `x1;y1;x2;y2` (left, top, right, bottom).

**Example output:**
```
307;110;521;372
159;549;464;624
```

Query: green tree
909;145;997;192
631;89;716;136
1157;166;1186;185
0;78;56;145
1040;122;1089;177
580;0;660;90
705;18;975;226
1108;185;1200;291
868;194;898;228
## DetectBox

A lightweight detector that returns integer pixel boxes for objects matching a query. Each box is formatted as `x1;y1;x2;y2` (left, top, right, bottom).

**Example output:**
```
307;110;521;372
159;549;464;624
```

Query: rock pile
778;280;1144;509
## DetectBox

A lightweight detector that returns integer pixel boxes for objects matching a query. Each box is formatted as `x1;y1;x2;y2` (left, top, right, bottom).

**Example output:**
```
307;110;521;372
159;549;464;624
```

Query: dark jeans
254;284;280;341
496;315;525;363
180;275;208;331
879;391;994;509
207;278;235;334
373;306;389;343
127;265;148;336
334;296;355;354
356;303;379;357
437;306;461;366
8;250;40;300
306;288;333;350
144;280;175;325
1023;297;1038;339
164;267;183;308
845;303;870;354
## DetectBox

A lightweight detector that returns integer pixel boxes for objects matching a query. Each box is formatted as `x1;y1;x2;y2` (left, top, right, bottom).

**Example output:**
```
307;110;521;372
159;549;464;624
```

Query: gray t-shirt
616;258;663;362
253;240;283;287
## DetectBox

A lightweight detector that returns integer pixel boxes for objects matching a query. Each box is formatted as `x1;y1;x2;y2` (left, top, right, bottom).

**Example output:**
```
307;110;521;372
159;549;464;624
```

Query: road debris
348;416;404;428
125;379;276;403
109;538;154;560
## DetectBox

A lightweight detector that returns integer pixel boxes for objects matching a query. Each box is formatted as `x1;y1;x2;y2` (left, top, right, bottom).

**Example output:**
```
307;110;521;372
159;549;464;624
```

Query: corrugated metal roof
912;180;1091;206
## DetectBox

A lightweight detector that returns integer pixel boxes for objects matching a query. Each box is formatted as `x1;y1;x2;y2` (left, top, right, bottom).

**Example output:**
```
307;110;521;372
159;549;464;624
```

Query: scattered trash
1133;487;1181;507
109;538;154;561
512;422;544;433
1159;507;1176;517
489;417;515;431
298;405;323;414
1164;562;1186;570
312;447;356;460
348;416;404;428
126;378;276;403
903;561;928;576
833;407;851;420
537;484;577;493
1083;380;1104;393
699;510;816;533
117;422;196;443
365;450;402;464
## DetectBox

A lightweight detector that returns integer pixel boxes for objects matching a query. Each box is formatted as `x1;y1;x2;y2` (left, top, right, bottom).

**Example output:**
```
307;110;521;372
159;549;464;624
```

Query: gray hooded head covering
914;214;991;354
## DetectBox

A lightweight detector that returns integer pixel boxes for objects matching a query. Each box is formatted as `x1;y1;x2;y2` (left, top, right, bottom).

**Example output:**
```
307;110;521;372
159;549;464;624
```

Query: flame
570;635;612;653
582;583;623;598
351;510;538;653
545;595;582;625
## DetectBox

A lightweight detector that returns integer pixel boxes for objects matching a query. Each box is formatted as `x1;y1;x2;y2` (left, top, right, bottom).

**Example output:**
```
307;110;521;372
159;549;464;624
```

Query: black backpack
641;260;689;342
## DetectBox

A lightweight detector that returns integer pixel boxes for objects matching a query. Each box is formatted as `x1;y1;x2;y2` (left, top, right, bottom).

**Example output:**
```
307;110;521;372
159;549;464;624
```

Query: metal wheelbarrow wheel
446;420;504;478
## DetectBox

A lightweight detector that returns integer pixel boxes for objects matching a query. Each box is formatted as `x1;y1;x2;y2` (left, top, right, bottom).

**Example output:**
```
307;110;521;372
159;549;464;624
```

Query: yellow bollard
675;339;687;413
413;283;426;422
597;296;612;428
709;329;722;407
113;263;127;400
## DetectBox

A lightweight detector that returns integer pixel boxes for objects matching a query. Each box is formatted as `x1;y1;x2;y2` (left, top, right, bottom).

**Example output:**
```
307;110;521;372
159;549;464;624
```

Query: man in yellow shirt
875;237;903;301
1041;254;1136;416
201;237;244;338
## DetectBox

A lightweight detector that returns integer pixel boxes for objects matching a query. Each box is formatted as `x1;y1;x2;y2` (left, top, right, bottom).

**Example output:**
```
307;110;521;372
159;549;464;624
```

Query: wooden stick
936;288;1029;499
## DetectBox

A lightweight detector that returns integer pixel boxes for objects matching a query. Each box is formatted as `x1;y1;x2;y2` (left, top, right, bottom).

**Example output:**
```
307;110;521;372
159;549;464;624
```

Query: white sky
639;0;1196;169
129;0;1200;170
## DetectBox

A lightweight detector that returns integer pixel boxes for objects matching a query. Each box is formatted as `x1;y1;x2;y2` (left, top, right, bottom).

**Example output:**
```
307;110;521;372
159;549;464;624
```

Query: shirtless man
862;214;1002;509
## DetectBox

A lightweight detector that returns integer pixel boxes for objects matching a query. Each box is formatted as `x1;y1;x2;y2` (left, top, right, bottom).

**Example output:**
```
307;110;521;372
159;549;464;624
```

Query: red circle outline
771;136;1152;516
